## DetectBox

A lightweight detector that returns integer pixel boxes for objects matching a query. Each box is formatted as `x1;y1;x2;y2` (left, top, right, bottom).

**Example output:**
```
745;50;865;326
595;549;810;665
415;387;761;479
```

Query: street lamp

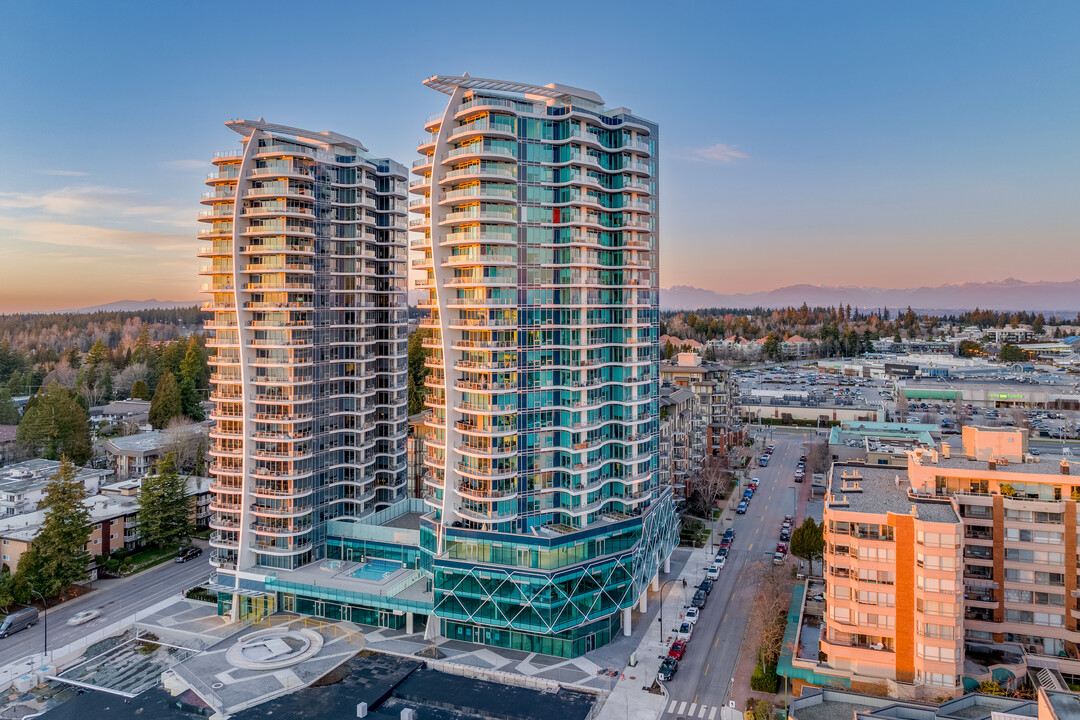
657;578;682;644
28;588;46;661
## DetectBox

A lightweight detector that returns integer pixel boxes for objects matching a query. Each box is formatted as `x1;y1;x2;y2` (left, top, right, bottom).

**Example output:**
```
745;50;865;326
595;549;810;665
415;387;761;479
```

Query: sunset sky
0;1;1077;312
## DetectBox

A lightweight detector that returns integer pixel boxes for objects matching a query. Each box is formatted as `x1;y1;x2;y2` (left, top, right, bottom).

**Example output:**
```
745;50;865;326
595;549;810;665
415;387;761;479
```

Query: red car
776;543;789;555
669;640;688;661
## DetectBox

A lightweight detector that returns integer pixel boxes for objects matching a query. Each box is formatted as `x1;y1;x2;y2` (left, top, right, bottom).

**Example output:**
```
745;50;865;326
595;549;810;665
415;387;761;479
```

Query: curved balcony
440;165;517;184
438;208;516;226
456;483;519;502
411;156;434;175
250;484;315;500
455;506;518;525
454;420;516;437
440;187;517;205
443;145;516;164
448;120;516;142
440;231;516;246
209;532;239;549
250;539;313;556
250;523;312;538
455;401;516;416
456;462;516;481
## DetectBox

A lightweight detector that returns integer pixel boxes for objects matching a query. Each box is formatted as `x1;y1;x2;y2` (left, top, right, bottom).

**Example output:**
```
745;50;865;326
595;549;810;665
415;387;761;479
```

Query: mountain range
660;278;1080;315
57;299;198;314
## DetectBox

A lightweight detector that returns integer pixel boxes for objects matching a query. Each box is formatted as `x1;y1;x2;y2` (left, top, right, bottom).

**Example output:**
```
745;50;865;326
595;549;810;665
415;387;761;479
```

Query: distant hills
59;299;198;314
661;278;1080;315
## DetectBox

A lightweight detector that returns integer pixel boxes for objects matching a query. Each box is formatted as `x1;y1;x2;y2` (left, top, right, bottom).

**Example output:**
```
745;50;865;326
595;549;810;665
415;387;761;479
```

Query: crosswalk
666;700;721;719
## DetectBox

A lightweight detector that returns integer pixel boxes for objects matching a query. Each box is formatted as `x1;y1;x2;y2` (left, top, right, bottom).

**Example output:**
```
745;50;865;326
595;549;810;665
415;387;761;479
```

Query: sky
0;1;1077;312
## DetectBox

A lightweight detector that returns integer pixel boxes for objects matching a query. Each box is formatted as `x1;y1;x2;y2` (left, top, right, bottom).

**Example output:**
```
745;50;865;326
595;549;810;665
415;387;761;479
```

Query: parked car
716;546;729;559
668;639;688;661
737;501;748;514
723;528;735;542
691;591;707;609
773;552;786;565
784;516;794;524
683;607;700;625
706;564;721;581
780;528;790;541
66;610;101;626
1031;448;1041;456
0;607;38;638
658;657;679;682
715;555;726;570
175;546;203;563
698;579;713;595
677;621;694;642
776;542;789;555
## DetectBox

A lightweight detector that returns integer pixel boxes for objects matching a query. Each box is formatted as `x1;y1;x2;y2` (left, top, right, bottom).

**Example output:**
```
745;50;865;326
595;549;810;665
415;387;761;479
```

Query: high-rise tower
200;120;409;617
412;76;677;657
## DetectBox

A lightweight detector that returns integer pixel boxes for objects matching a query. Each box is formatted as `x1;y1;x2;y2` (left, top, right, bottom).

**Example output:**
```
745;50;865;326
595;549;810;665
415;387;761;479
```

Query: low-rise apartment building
0;460;110;517
659;352;738;457
812;426;1080;696
658;384;698;500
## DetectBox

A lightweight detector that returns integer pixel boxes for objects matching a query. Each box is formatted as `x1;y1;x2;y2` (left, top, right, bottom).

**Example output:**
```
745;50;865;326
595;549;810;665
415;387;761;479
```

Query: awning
201;580;273;598
962;676;979;692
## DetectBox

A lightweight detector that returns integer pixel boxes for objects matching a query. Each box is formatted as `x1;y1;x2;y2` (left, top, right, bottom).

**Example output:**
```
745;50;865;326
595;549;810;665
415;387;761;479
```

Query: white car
706;564;721;581
66;610;101;626
683;607;700;625
676;621;694;642
716;555;727;570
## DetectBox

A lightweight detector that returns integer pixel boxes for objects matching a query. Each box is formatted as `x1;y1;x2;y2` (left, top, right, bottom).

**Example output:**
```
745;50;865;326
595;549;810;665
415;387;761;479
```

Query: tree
753;700;774;720
0;387;20;425
805;441;830;474
137;453;193;548
977;680;1006;696
958;340;983;358
0;565;14;613
790;517;825;575
162;418;206;474
149;371;183;429
664;340;675;360
747;563;792;676
999;344;1029;363
407;330;430;416
14;458;92;598
115;363;149;400
131;379;150;401
16;382;92;464
763;332;780;360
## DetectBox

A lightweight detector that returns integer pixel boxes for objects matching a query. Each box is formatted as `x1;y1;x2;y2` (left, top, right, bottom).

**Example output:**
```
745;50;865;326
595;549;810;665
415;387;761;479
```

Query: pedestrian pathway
665;699;726;719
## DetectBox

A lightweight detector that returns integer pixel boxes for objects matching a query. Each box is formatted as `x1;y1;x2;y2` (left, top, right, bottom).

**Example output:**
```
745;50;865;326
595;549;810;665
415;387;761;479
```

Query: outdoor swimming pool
350;558;403;581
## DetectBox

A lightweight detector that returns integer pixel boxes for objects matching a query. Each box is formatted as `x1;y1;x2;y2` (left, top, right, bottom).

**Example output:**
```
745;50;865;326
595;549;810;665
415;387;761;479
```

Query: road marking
722;611;728;623
704;663;709;677
668;701;677;713
699;706;707;718
679;702;687;714
691;702;698;713
709;707;717;720
714;636;719;648
748;543;753;551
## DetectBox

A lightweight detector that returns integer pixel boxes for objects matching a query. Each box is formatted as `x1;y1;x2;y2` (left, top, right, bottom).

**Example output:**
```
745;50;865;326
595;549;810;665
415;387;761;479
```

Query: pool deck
273;559;417;598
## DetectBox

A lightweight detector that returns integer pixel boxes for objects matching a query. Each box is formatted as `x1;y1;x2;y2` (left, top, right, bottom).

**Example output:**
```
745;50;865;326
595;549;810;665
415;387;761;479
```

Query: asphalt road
661;430;812;717
0;550;212;670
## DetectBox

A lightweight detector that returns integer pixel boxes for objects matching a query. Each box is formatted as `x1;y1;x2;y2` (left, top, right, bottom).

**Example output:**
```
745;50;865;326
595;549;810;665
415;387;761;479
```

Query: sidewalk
593;542;717;720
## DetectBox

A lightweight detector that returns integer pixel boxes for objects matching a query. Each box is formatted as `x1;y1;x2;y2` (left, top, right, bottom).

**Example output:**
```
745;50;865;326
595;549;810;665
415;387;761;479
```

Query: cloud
0;216;192;253
0;185;193;227
38;169;90;177
161;159;206;170
691;143;749;163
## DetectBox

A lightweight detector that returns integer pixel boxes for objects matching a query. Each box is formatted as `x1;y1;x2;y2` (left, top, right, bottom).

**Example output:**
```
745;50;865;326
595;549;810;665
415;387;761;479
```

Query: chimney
357;703;368;718
1061;460;1070;476
1000;457;1008;467
941;442;951;459
988;459;996;471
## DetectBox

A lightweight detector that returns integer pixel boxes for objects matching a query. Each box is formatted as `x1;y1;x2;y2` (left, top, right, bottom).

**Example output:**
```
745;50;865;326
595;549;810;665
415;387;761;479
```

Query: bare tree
746;563;794;669
804;442;830;475
41;361;77;390
162;418;207;474
113;363;148;400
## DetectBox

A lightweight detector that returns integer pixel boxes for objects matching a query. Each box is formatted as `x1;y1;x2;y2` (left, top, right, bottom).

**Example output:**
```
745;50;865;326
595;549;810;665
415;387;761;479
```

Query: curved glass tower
200;120;409;616
412;76;677;656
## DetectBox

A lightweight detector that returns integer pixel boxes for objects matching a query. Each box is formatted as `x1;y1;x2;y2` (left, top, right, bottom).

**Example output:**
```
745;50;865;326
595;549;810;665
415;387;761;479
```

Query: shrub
750;663;779;693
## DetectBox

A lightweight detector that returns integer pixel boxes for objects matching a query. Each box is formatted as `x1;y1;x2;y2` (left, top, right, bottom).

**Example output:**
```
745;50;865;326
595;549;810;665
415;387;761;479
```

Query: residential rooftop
827;464;959;522
105;430;165;453
0;459;109;497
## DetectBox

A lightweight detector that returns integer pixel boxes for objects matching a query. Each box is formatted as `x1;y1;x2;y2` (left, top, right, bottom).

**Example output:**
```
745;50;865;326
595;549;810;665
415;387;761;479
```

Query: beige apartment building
818;426;1080;695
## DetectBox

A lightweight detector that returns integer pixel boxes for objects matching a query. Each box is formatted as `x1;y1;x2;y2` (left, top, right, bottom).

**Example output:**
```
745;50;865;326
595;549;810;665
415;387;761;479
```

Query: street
661;429;814;717
0;552;211;670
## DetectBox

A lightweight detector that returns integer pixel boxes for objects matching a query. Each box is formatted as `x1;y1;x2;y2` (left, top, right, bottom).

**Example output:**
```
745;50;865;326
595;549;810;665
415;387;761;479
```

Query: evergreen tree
137;453;193;548
149;371;183;429
131;380;150;401
178;337;206;421
0;387;19;425
132;325;153;366
14;458;92;598
16;382;92;464
789;517;825;575
407;330;429;416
